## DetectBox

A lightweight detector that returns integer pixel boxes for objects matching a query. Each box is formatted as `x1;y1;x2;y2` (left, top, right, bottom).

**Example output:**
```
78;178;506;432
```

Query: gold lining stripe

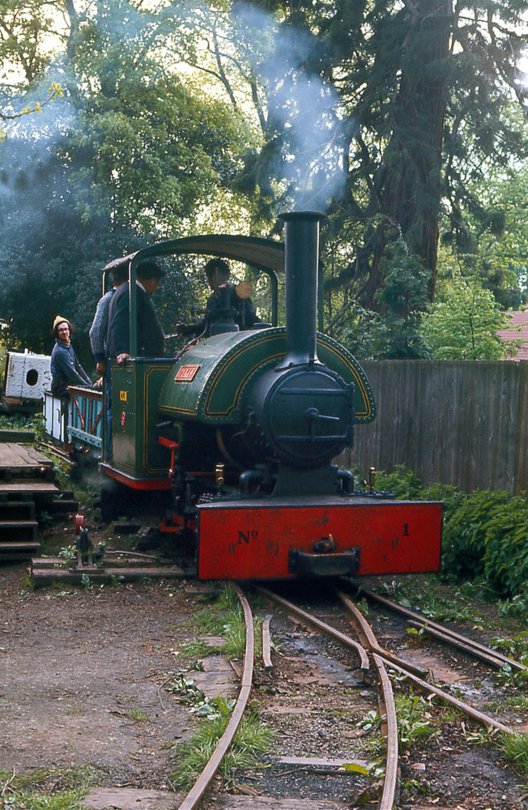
203;335;372;419
143;364;173;474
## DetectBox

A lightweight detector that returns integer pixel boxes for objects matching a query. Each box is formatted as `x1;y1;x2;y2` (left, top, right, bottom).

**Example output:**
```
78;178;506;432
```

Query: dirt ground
0;561;195;789
2;528;528;810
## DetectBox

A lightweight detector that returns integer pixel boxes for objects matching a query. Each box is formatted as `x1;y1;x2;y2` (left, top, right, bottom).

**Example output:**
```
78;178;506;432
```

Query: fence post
514;360;528;494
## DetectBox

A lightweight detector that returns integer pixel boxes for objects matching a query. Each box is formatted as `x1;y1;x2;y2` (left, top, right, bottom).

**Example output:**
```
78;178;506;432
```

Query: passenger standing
89;263;128;374
89;263;128;461
106;261;166;363
50;317;92;417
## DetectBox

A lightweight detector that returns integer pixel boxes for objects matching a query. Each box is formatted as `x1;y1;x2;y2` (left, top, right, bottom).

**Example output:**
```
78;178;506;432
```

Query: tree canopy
0;0;253;352
1;0;528;362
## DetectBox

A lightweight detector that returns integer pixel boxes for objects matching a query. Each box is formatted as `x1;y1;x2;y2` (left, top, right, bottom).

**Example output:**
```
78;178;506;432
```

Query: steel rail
407;620;510;670
177;583;254;810
256;586;370;672
349;591;515;735
259;586;398;808
362;589;528;673
384;659;514;735
336;591;428;678
336;591;399;810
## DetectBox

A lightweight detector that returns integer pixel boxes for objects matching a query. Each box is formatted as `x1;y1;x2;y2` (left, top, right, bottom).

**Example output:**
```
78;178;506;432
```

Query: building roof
497;311;528;360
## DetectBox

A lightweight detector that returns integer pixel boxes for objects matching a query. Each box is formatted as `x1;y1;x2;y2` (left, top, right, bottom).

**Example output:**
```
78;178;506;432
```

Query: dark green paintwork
158;327;375;425
111;359;173;480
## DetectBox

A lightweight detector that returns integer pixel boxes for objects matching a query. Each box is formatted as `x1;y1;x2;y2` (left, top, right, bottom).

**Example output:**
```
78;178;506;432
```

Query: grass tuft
171;706;273;790
0;765;102;809
501;732;528;775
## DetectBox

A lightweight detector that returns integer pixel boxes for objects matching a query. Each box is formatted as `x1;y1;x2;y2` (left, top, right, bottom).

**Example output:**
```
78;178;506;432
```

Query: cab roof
103;235;285;276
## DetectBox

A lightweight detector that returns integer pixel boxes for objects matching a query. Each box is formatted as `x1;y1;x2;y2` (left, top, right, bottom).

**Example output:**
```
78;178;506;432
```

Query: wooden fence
340;360;528;494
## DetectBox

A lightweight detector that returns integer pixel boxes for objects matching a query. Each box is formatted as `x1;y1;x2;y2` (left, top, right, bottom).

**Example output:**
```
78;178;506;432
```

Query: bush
374;466;528;600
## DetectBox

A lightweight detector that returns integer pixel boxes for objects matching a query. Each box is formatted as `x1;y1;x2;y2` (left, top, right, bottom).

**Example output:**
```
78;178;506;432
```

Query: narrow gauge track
178;581;526;810
257;584;400;810
359;588;528;676
177;584;254;810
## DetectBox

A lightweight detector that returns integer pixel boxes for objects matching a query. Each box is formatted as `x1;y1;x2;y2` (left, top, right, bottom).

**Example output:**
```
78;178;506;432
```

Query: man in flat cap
50;316;92;399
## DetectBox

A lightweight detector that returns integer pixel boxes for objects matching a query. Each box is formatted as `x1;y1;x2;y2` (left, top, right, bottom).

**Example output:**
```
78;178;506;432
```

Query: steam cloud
232;2;347;212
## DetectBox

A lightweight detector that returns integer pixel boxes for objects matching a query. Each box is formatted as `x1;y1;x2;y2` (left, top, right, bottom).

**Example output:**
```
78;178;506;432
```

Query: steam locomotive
66;211;442;580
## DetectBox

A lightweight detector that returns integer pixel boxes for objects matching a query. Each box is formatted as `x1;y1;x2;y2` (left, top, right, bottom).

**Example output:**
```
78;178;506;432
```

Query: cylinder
279;211;325;367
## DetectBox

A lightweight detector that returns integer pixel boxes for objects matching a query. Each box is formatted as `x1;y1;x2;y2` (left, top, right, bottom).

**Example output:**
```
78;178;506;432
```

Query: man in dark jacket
106;261;165;364
50;316;92;399
176;258;262;338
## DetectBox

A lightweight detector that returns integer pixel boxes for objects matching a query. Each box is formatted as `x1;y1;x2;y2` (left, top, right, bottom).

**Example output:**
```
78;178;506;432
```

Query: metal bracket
288;548;360;577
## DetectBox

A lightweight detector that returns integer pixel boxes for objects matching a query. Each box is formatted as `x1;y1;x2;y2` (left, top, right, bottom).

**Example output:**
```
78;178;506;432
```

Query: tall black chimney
279;211;324;368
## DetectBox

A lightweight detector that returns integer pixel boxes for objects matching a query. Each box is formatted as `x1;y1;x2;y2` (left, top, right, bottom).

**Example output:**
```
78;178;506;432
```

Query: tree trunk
363;0;453;309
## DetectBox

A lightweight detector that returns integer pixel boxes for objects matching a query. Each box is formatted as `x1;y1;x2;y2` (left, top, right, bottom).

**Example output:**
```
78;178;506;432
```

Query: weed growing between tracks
168;584;272;791
193;584;248;658
501;732;528;776
170;706;273;790
357;690;437;756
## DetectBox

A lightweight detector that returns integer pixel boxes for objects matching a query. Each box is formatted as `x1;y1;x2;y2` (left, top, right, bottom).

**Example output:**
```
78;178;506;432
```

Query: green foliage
498;595;528;623
357;692;437;754
181;640;211;659
438;106;528;310
168;673;210;708
357;708;381;735
0;413;35;432
489;632;528;665
0;789;84;809
372;252;432;359
58;545;76;567
442;490;528;598
0;0;254;354
373;465;528;600
189;585;247;659
499;693;528;713
397;586;482;626
125;708;149;722
0;764;101;810
326;232;432;360
394;693;437;752
2;0;528;362
420;279;511;359
374;465;424;499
